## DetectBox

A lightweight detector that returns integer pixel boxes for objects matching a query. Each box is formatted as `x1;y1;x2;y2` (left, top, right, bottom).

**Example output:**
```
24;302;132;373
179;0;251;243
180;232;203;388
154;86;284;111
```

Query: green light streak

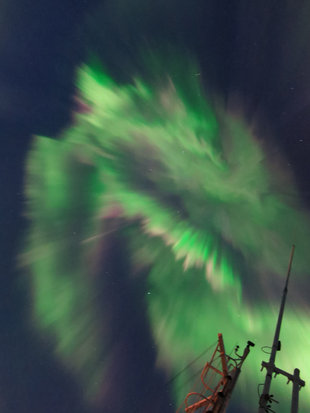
23;62;310;411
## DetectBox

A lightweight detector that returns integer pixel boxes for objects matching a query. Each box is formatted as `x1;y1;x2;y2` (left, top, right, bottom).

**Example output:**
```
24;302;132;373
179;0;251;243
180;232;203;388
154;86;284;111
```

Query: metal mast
181;333;254;413
258;245;305;413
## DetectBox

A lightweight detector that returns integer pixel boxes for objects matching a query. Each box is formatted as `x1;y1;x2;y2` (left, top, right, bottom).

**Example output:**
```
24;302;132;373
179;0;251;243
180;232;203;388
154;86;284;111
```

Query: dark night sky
0;1;310;412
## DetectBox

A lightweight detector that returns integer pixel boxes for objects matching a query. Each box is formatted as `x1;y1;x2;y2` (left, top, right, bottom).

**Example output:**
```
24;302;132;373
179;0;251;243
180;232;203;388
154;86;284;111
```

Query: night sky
1;1;310;412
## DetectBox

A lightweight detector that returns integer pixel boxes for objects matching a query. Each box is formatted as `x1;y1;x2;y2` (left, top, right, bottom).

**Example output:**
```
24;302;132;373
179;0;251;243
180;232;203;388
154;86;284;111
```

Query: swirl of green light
23;63;310;411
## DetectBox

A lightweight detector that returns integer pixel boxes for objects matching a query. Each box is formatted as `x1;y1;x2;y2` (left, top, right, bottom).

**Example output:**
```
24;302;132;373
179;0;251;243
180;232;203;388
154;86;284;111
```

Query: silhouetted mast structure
258;245;305;413
181;333;254;413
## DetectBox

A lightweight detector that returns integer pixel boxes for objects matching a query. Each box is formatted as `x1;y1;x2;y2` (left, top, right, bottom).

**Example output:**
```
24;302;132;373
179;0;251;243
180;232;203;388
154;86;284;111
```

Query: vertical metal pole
291;369;300;413
214;341;254;413
218;333;228;377
258;245;295;412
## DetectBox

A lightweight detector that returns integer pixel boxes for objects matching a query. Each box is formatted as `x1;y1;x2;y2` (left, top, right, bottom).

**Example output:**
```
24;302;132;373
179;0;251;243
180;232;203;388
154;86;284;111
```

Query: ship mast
258;245;305;413
181;333;254;413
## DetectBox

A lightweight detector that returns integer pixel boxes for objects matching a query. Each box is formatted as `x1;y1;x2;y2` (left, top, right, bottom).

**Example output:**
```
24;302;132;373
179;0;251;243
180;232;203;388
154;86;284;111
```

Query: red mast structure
181;333;254;413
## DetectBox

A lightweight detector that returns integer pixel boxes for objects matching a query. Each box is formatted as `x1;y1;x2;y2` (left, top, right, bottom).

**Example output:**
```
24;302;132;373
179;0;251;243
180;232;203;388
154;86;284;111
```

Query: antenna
258;245;305;413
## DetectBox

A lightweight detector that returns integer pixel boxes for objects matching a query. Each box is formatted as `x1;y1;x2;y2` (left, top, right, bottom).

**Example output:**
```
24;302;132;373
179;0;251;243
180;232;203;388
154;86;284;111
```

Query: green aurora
23;64;310;412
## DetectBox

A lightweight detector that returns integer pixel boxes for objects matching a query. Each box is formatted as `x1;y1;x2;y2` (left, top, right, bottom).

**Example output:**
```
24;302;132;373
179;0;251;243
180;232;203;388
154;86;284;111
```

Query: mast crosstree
258;245;305;413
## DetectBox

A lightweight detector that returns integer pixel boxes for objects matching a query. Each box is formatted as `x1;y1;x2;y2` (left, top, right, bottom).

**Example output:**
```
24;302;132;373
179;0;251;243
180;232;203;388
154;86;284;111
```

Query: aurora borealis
23;61;310;412
1;1;310;412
